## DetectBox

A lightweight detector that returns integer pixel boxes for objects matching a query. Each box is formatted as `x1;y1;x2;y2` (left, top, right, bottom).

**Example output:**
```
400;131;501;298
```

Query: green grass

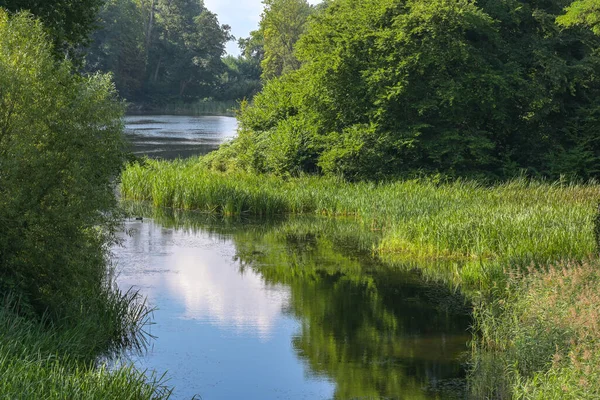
120;157;600;398
470;260;600;399
0;296;171;399
121;158;599;290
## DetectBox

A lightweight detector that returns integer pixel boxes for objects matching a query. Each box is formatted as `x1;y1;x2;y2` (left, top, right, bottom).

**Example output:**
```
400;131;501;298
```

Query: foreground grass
0;297;171;399
122;158;599;289
471;260;600;399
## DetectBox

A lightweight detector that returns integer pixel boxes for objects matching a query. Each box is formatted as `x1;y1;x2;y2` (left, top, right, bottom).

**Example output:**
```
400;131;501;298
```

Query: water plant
121;158;599;291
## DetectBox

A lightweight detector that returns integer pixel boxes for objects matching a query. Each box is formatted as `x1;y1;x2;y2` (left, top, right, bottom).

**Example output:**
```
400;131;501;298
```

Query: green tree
258;0;312;80
214;0;600;180
0;0;104;59
146;0;232;100
215;54;262;101
0;10;126;318
86;0;147;99
557;0;600;34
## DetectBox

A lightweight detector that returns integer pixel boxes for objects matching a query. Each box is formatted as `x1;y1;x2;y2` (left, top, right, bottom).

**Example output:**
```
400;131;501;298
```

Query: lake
115;116;471;399
124;115;238;160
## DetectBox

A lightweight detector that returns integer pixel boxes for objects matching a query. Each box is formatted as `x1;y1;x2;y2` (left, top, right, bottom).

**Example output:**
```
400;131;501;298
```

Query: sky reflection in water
113;215;470;399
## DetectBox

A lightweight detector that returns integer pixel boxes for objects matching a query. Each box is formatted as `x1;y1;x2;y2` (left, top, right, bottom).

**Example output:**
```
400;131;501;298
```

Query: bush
0;9;125;321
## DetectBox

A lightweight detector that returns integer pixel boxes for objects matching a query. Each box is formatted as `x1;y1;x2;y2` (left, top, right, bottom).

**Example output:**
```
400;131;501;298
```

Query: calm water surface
124;115;237;159
113;213;471;400
116;117;470;399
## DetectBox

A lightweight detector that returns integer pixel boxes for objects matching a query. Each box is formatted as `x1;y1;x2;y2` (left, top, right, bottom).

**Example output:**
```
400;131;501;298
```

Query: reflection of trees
233;221;472;399
123;203;471;399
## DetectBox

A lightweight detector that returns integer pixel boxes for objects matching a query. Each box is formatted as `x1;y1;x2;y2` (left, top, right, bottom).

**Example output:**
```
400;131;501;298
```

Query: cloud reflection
118;222;290;341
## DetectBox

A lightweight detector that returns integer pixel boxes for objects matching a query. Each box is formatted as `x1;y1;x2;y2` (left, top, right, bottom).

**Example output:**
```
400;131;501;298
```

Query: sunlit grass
0;296;171;399
121;158;599;290
470;260;600;399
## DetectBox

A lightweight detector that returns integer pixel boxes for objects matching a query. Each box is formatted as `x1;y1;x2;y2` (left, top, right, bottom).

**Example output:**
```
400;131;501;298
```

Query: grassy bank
121;157;600;398
128;100;238;116
121;158;599;290
0;293;171;399
470;260;600;399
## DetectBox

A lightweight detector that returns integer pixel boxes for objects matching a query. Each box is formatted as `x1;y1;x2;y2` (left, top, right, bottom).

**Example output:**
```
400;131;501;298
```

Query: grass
0;295;171;399
120;157;600;398
470;260;600;399
121;158;599;290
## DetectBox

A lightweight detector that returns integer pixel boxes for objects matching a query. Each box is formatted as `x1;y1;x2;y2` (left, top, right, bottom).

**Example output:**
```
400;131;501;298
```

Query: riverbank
127;100;238;117
121;156;600;398
0;293;171;399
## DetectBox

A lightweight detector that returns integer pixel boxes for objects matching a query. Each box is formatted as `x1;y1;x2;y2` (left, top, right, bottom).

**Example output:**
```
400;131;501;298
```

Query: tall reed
121;159;599;289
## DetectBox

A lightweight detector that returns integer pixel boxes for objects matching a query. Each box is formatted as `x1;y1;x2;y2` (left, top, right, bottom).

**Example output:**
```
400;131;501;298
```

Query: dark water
114;211;471;399
124;115;237;160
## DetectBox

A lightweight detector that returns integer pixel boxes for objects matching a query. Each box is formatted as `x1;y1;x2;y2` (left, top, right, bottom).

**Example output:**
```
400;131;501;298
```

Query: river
115;116;471;399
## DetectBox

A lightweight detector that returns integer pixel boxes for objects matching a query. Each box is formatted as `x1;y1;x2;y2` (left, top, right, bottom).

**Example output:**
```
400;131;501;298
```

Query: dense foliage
209;0;600;180
0;0;103;60
0;9;169;398
86;0;233;103
0;10;125;320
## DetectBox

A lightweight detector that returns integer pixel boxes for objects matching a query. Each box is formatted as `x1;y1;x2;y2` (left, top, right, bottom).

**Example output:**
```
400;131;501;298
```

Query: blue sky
204;0;321;56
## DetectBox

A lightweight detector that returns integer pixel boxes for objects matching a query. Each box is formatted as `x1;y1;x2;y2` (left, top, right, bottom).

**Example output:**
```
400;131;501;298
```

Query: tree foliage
0;0;104;60
258;0;313;80
0;10;126;317
86;0;232;102
557;0;600;34
214;0;600;180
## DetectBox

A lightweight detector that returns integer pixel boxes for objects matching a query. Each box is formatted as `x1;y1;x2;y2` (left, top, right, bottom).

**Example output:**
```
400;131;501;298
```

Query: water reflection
114;208;471;399
124;115;237;160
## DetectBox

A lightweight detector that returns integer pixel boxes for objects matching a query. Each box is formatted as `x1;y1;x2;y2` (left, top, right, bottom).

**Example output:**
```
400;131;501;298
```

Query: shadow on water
118;202;472;399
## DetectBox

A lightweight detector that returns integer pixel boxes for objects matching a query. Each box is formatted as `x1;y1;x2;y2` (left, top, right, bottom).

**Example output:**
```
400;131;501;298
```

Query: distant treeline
206;0;600;180
84;0;262;105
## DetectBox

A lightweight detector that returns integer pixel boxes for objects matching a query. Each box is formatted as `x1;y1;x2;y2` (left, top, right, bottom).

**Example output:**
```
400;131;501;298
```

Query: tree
0;0;104;60
146;0;232;99
557;0;600;34
212;0;600;180
258;0;312;80
0;10;126;317
86;0;147;99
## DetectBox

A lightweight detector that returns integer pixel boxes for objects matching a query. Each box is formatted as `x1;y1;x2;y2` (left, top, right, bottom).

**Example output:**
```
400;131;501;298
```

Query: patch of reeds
470;260;600;399
121;158;599;290
0;296;170;399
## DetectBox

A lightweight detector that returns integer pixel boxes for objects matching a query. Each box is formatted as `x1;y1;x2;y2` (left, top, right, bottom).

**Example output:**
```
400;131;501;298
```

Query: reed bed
0;298;171;399
121;158;599;289
470;260;600;399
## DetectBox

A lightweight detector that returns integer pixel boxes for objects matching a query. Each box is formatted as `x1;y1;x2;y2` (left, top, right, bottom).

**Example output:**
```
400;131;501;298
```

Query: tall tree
146;0;231;99
86;0;146;99
258;0;312;80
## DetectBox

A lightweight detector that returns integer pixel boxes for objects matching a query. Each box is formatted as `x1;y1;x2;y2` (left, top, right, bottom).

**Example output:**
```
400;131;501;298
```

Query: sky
204;0;321;56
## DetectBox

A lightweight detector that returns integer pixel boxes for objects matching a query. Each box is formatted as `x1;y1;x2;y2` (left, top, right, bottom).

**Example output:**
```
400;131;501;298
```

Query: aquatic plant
122;159;599;290
470;260;600;399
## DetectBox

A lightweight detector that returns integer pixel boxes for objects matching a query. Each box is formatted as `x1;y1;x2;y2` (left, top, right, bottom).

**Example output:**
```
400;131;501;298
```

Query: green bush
212;0;600;180
0;10;126;319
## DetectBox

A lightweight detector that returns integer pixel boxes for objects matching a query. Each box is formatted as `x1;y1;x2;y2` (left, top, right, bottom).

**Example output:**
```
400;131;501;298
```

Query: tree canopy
208;0;600;180
86;0;233;102
0;0;104;59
